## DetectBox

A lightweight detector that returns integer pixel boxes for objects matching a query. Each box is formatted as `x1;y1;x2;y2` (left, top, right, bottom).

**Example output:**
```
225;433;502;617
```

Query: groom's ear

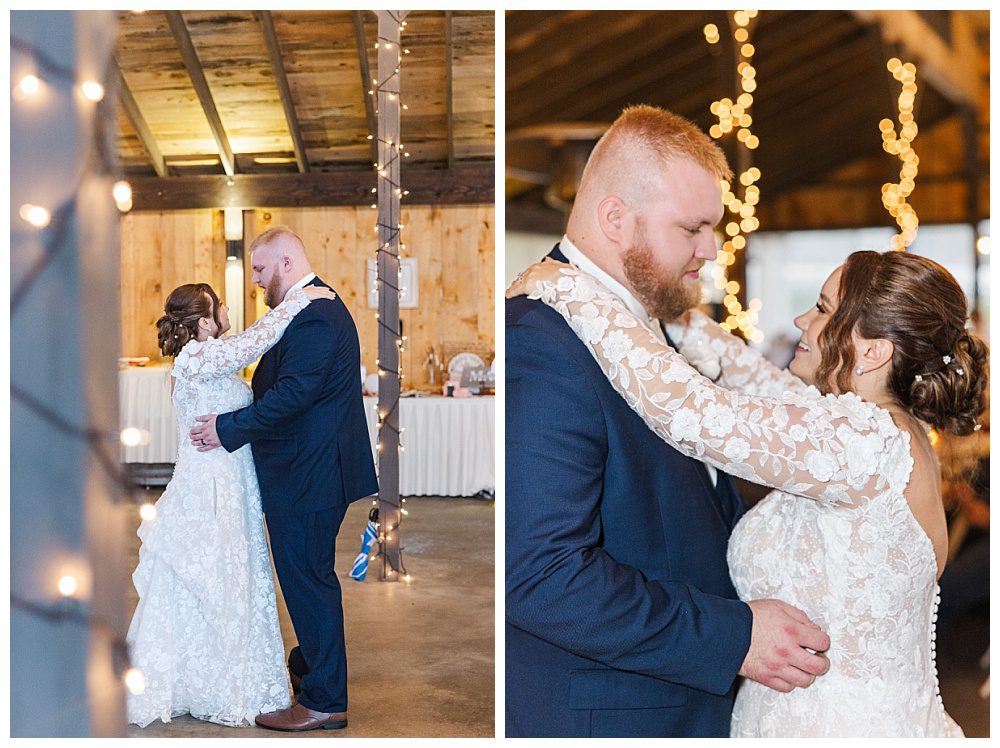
597;196;631;248
857;336;894;372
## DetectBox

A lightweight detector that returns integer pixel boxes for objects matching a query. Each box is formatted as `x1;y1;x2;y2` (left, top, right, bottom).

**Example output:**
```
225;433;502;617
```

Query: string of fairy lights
12;34;148;697
703;10;765;343
880;57;920;251
368;10;412;582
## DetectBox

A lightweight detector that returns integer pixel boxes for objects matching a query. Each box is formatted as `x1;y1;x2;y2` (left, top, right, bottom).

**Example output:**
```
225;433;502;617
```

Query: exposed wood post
375;10;409;581
257;11;309;173
113;58;166;177
445;10;455;169
166;10;237;176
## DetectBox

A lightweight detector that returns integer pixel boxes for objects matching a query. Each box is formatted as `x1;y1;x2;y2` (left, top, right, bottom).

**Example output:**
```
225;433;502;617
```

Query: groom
191;226;378;731
506;106;830;737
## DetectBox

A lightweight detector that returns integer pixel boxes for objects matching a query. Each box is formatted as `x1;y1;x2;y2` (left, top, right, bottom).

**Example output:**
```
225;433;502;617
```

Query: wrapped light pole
374;10;409;581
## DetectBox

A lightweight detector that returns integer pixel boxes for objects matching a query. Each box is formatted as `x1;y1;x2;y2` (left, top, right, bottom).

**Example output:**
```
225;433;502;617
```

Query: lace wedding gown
126;289;312;727
525;266;963;738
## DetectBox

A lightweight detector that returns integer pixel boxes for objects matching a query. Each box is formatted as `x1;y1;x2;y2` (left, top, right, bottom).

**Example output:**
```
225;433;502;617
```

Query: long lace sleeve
664;310;809;398
523;266;909;508
173;288;314;380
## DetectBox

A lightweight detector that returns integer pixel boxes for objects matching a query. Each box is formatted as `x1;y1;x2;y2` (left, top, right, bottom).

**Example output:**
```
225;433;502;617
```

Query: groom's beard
263;275;284;309
622;231;702;322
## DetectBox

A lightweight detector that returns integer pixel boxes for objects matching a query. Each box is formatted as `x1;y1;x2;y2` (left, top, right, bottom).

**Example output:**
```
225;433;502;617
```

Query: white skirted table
362;395;495;497
118;367;495;496
119;366;177;463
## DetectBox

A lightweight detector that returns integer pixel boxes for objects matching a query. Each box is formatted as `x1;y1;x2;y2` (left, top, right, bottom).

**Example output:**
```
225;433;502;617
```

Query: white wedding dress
126;289;312;727
525;267;963;738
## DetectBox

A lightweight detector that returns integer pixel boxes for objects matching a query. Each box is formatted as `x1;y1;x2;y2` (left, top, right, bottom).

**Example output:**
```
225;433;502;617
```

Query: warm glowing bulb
976;236;990;255
113;181;132;204
139;503;157;521
58;575;78;597
18;74;41;95
125;668;145;695
120;427;142;447
19;204;51;228
81;80;105;101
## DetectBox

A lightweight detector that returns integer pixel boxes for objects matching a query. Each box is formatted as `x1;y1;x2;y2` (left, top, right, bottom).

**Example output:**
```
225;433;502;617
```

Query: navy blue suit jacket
216;277;378;517
505;247;753;738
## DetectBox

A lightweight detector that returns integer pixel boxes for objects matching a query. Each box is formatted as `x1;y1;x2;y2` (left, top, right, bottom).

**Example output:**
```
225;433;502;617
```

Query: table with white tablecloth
119;367;494;496
362;396;495;497
119;366;177;463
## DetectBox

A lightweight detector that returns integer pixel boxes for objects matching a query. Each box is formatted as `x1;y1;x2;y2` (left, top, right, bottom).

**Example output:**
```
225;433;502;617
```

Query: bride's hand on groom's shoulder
506;258;571;299
303;286;336;302
739;598;831;693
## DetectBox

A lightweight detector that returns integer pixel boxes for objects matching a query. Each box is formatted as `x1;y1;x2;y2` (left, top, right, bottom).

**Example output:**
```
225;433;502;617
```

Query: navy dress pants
266;503;349;713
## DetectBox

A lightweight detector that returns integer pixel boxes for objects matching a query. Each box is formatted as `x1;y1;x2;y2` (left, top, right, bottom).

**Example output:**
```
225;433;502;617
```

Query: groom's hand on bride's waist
738;599;831;693
190;414;221;452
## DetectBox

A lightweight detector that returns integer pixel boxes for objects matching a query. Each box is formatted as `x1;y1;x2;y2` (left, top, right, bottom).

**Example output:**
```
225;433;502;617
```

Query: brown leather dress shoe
255;703;348;731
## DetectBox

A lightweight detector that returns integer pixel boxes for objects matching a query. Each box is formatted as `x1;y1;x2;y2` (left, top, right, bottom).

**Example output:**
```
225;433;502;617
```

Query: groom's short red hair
582;105;732;206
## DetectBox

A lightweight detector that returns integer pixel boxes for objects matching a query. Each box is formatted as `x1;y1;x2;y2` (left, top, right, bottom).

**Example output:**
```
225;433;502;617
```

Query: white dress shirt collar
284;272;317;301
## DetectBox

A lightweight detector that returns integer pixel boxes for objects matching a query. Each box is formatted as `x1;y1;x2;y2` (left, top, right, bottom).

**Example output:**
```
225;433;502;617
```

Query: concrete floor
125;495;494;738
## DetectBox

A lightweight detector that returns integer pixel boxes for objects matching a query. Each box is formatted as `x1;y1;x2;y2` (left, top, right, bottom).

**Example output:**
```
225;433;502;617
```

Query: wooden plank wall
119;210;226;360
120;205;495;388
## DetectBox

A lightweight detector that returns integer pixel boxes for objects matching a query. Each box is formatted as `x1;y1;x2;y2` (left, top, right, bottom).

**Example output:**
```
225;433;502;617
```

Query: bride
509;249;987;737
126;280;334;727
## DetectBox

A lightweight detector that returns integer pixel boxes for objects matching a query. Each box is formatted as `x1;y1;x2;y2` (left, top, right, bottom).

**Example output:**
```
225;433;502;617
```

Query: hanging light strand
369;11;410;581
879;58;920;251
705;10;765;343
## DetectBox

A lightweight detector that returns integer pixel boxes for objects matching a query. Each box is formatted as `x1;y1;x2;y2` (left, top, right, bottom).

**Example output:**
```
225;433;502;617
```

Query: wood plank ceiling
115;10;494;208
506;10;985;232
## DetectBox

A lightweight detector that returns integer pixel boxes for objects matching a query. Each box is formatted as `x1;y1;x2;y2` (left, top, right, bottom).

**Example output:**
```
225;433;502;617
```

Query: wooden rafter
445;10;455;168
166;10;237;177
257;11;309;173
127;163;494;210
113;58;166;178
352;10;379;165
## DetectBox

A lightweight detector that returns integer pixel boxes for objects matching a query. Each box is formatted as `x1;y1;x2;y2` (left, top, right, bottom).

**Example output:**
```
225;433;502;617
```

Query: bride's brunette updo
815;250;988;435
156;283;222;357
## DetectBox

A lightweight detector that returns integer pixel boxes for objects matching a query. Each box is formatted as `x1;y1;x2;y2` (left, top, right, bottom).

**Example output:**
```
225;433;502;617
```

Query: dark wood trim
128;163;494;210
114;58;167;178
352;10;379;165
257;11;309;173
166;10;237;177
445;10;455;169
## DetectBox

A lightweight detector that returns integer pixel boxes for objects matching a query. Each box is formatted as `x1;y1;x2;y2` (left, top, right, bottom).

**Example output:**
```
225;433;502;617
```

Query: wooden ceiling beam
507;12;707;127
113;57;167;178
128;163;494;210
445;10;455;169
557;35;709;123
166;10;237;176
352;10;379;165
257;11;309;173
507;12;706;126
850;10;979;109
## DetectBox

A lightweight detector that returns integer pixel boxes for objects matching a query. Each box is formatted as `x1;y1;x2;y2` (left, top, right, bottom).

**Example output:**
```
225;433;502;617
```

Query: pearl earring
855;366;864;376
